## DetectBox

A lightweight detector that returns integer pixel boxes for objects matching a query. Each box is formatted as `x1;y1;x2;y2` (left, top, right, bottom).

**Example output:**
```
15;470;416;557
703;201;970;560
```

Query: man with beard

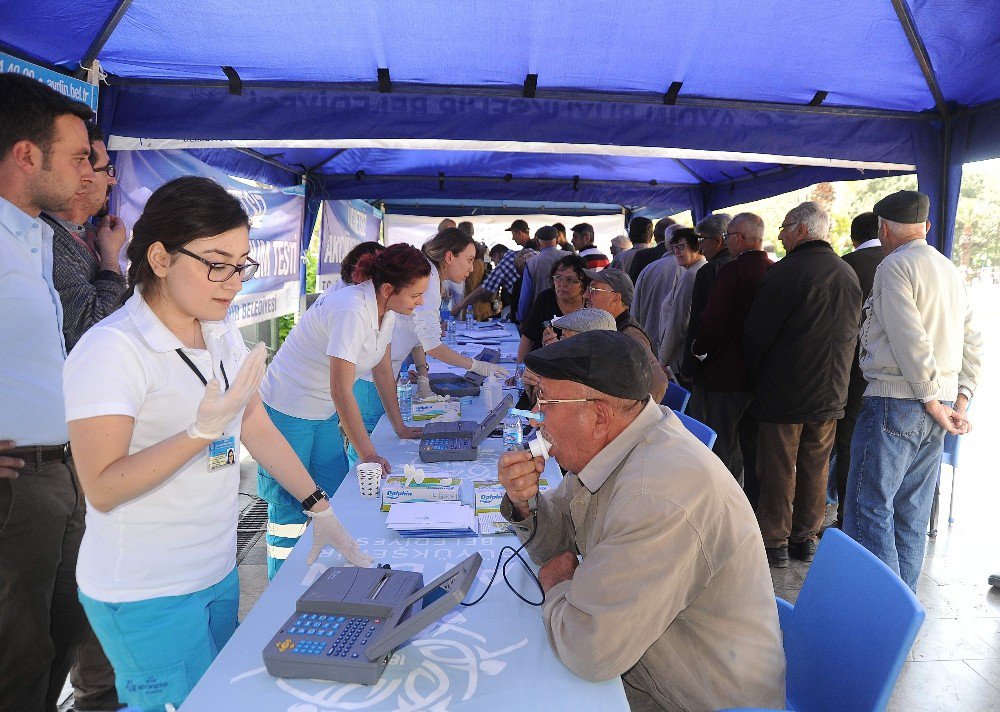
40;122;125;712
0;73;95;712
42;122;128;352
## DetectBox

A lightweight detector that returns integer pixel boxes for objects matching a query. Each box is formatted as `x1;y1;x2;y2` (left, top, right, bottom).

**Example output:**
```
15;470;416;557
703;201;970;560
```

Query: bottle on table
397;375;412;418
465;309;474;331
502;411;523;451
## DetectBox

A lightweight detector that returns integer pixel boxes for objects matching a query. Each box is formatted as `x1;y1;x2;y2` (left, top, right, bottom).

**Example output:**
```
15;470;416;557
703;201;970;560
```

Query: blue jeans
843;396;948;592
79;568;239;712
258;404;348;578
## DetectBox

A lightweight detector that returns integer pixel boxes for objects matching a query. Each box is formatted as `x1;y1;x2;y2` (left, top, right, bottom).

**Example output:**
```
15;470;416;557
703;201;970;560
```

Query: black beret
524;330;651;401
873;190;929;225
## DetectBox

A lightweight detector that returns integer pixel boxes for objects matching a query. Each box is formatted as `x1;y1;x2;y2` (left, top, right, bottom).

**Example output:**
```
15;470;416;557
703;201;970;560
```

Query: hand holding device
497;449;543;516
187;342;267;440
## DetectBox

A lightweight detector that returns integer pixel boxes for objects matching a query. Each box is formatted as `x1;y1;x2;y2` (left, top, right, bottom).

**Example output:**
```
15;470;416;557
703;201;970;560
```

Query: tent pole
890;0;949;118
76;0;137;79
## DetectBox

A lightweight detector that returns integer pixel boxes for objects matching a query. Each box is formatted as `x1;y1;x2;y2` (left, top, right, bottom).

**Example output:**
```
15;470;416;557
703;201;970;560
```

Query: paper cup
357;463;383;497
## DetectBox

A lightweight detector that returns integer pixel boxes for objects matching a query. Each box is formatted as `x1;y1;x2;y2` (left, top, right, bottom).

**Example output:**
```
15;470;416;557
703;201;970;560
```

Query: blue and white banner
113;150;305;327
0;51;99;112
317;199;383;292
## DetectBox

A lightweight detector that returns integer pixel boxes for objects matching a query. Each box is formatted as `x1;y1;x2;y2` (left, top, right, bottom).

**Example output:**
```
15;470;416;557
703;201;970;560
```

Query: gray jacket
41;214;127;351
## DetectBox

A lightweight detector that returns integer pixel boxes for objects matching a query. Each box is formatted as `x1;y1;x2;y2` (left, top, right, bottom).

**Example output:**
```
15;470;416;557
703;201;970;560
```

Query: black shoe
789;539;817;562
766;546;789;568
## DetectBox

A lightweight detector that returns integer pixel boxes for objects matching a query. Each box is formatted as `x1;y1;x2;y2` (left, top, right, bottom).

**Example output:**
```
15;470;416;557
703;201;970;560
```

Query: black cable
461;510;544;607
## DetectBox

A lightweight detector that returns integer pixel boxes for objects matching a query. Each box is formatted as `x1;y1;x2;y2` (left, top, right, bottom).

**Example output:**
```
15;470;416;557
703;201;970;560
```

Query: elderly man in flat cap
844;190;982;593
497;331;785;712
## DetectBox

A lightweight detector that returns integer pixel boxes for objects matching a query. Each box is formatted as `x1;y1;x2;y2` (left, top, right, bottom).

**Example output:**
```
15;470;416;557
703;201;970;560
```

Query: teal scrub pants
346;379;386;470
257;403;348;579
78;568;239;712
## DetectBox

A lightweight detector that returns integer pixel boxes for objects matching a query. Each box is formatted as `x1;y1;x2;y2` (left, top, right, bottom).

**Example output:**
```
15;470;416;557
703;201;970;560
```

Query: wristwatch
300;486;328;511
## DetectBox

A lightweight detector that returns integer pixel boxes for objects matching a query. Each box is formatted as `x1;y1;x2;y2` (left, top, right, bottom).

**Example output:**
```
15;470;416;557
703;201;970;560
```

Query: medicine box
473;479;550;515
380;476;462;511
411;398;462;422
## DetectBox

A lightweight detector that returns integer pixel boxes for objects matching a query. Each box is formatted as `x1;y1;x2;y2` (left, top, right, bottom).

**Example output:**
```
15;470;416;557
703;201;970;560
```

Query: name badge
209;436;238;472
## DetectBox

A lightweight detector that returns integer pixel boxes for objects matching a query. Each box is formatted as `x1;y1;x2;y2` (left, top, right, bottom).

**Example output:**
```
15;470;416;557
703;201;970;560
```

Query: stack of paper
385;501;477;538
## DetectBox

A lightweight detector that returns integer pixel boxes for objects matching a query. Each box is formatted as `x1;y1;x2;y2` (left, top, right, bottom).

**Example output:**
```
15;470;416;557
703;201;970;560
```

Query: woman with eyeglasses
516;254;590;362
63;177;373;712
400;227;510;397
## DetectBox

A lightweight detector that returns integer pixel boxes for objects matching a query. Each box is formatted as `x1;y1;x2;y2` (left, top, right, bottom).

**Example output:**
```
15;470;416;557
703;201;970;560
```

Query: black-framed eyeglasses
177;247;260;282
92;163;116;178
723;231;743;241
670;244;690;253
778;221;799;232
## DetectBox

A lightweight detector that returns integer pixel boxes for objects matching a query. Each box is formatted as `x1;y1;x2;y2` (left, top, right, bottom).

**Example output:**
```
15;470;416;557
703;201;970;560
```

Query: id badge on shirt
208;436;238;472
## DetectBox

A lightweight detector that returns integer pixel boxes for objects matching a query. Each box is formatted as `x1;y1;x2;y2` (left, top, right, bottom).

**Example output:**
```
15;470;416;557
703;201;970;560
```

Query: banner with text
317;199;383;292
0;51;99;112
113;150;304;327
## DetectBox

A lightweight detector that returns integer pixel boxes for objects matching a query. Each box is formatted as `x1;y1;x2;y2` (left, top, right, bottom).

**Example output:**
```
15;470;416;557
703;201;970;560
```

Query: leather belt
7;443;71;467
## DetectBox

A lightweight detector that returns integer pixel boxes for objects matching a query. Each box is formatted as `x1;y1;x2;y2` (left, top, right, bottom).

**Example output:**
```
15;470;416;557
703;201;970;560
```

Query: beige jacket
503;401;785;711
859;239;982;401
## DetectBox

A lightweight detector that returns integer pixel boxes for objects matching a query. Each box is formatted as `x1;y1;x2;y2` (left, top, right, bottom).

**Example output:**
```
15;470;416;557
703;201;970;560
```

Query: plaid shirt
480;249;521;293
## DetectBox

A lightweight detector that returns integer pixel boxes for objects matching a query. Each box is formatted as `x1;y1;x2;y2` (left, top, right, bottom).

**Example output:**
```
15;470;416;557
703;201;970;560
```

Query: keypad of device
282;613;383;659
422;437;467;451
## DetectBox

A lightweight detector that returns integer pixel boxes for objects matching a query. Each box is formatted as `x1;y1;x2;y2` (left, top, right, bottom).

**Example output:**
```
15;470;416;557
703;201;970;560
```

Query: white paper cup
356;463;383;497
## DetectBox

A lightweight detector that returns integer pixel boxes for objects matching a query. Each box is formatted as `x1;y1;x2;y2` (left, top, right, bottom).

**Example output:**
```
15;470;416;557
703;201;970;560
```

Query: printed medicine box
380;476;462;511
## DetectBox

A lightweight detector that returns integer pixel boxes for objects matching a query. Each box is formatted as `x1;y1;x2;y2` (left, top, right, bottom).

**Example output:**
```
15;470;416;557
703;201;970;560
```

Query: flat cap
552;308;617;333
873;190;929;225
584;267;634;306
524;330;651;401
505;219;530;233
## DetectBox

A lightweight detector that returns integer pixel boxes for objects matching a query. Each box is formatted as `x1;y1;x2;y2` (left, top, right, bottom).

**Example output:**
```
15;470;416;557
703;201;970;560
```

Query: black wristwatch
300;486;328;511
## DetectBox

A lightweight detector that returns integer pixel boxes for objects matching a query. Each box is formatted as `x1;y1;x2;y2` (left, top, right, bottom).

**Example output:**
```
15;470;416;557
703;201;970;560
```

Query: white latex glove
470;359;510;379
415;375;434;399
305;507;374;568
187;342;267;440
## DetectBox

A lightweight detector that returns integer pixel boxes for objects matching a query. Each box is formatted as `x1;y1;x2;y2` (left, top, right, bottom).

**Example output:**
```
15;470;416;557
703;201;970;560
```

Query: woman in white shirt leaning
64;177;373;712
257;242;428;576
404;227;510;395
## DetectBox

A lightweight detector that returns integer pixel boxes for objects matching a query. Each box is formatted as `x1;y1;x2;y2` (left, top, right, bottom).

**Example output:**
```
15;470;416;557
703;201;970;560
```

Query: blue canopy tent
3;0;999;256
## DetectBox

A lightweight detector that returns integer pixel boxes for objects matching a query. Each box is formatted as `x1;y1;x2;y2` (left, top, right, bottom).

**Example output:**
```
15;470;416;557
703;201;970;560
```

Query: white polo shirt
64;291;250;602
260;280;396;420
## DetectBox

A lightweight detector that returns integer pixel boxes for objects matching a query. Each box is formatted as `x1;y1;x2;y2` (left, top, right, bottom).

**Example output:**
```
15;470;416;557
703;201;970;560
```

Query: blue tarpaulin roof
4;0;999;253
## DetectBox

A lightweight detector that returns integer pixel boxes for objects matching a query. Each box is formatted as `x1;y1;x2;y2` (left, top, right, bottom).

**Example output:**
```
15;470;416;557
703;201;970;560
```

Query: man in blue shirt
0;73;96;712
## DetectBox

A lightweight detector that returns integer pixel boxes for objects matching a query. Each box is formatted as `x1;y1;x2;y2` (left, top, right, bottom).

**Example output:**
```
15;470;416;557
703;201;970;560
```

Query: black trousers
69;620;120;711
0;457;87;712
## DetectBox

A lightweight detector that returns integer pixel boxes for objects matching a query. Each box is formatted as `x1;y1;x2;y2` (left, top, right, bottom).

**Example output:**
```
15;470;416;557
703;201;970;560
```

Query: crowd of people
0;71;984;712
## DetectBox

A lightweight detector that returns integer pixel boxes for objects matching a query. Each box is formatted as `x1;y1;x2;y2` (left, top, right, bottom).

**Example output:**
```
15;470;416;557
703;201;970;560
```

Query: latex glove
305;507;374;568
415;374;434;399
470;359;510;379
187;342;267;440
